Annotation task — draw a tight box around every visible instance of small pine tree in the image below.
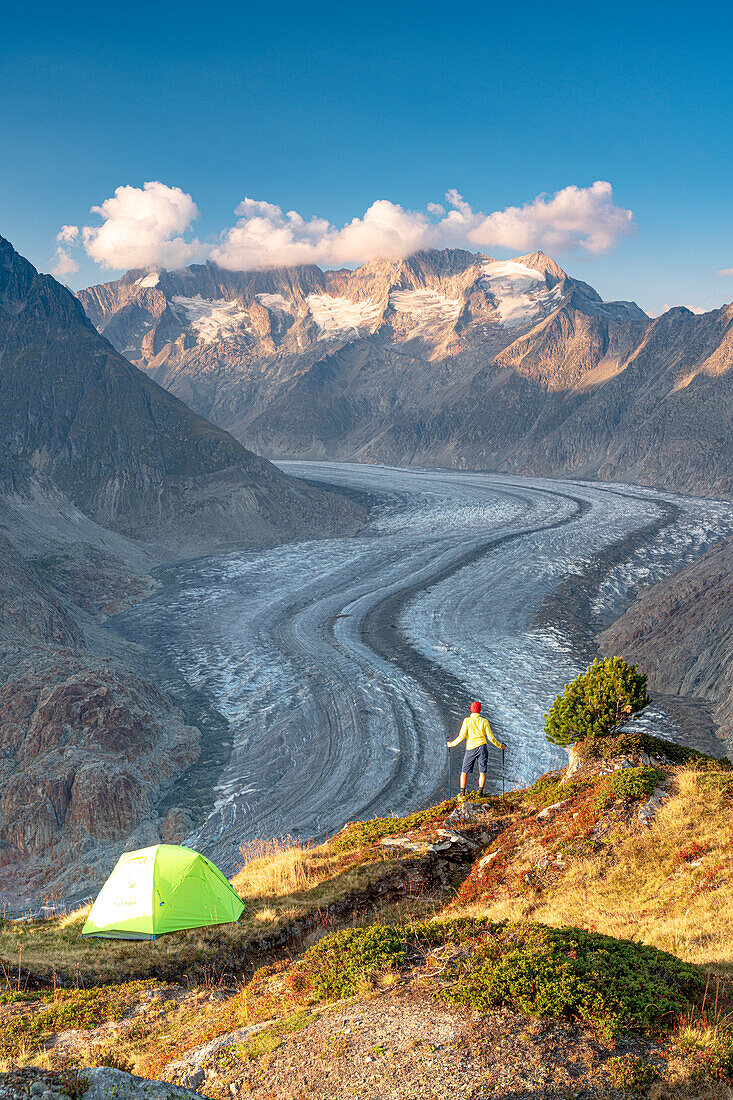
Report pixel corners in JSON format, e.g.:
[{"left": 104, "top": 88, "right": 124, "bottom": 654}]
[{"left": 544, "top": 656, "right": 651, "bottom": 749}]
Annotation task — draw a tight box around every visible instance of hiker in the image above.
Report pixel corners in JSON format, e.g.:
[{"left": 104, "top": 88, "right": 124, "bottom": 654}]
[{"left": 447, "top": 701, "right": 505, "bottom": 797}]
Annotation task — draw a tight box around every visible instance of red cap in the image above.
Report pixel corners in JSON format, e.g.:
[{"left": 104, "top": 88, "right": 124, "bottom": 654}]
[{"left": 470, "top": 701, "right": 481, "bottom": 713}]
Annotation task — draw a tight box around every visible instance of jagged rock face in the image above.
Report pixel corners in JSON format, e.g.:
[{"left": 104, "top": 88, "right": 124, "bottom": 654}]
[
  {"left": 0, "top": 533, "right": 82, "bottom": 650},
  {"left": 0, "top": 657, "right": 199, "bottom": 896},
  {"left": 600, "top": 537, "right": 733, "bottom": 747},
  {"left": 0, "top": 236, "right": 362, "bottom": 551},
  {"left": 517, "top": 303, "right": 733, "bottom": 497},
  {"left": 80, "top": 248, "right": 733, "bottom": 497}
]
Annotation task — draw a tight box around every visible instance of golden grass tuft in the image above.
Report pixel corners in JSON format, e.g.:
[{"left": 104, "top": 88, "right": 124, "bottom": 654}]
[
  {"left": 232, "top": 836, "right": 344, "bottom": 900},
  {"left": 54, "top": 905, "right": 90, "bottom": 930}
]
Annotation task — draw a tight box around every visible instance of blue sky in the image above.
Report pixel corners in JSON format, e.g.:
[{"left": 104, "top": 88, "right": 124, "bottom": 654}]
[{"left": 2, "top": 0, "right": 731, "bottom": 314}]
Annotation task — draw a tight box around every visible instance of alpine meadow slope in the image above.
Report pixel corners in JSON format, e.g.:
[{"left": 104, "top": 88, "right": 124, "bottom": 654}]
[{"left": 79, "top": 249, "right": 733, "bottom": 497}]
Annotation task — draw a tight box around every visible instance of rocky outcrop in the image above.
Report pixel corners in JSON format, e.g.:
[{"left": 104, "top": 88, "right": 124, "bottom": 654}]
[
  {"left": 0, "top": 1067, "right": 203, "bottom": 1100},
  {"left": 0, "top": 656, "right": 200, "bottom": 898},
  {"left": 600, "top": 536, "right": 733, "bottom": 747},
  {"left": 79, "top": 247, "right": 733, "bottom": 498}
]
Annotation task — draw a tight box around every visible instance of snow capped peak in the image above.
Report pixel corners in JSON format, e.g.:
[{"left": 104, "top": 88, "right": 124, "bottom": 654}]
[
  {"left": 306, "top": 294, "right": 383, "bottom": 340},
  {"left": 389, "top": 288, "right": 462, "bottom": 336},
  {"left": 481, "top": 259, "right": 563, "bottom": 329},
  {"left": 482, "top": 260, "right": 546, "bottom": 283},
  {"left": 256, "top": 292, "right": 294, "bottom": 314},
  {"left": 135, "top": 272, "right": 160, "bottom": 288}
]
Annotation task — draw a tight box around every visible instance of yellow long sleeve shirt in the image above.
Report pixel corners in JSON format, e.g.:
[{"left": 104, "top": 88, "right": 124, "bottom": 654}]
[{"left": 448, "top": 713, "right": 502, "bottom": 750}]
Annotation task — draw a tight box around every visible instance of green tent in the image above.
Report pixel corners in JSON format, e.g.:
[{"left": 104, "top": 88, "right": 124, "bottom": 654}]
[{"left": 81, "top": 844, "right": 244, "bottom": 939}]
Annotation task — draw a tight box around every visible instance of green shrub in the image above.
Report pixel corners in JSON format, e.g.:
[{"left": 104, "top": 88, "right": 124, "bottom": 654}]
[
  {"left": 606, "top": 1053, "right": 663, "bottom": 1090},
  {"left": 526, "top": 773, "right": 591, "bottom": 809},
  {"left": 544, "top": 657, "right": 650, "bottom": 749},
  {"left": 575, "top": 729, "right": 730, "bottom": 769},
  {"left": 331, "top": 801, "right": 458, "bottom": 853},
  {"left": 0, "top": 981, "right": 158, "bottom": 1057},
  {"left": 0, "top": 990, "right": 42, "bottom": 1005},
  {"left": 288, "top": 919, "right": 703, "bottom": 1040},
  {"left": 290, "top": 925, "right": 408, "bottom": 1001},
  {"left": 441, "top": 924, "right": 703, "bottom": 1038},
  {"left": 594, "top": 767, "right": 664, "bottom": 813}
]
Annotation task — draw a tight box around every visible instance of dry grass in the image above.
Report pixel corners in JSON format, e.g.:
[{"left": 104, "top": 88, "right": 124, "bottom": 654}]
[
  {"left": 4, "top": 761, "right": 733, "bottom": 1092},
  {"left": 456, "top": 768, "right": 733, "bottom": 968},
  {"left": 232, "top": 836, "right": 343, "bottom": 901}
]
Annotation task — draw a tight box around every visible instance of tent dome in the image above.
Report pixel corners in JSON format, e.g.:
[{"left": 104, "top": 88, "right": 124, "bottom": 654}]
[{"left": 81, "top": 844, "right": 244, "bottom": 940}]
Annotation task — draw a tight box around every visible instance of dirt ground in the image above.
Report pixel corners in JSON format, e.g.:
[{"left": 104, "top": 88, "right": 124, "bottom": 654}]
[{"left": 202, "top": 988, "right": 658, "bottom": 1100}]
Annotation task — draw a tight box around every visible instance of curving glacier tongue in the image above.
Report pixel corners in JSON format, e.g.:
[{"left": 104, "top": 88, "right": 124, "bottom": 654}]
[{"left": 109, "top": 465, "right": 733, "bottom": 871}]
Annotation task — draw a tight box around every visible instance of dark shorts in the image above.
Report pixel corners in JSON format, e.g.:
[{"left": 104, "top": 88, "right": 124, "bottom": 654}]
[{"left": 462, "top": 744, "right": 489, "bottom": 775}]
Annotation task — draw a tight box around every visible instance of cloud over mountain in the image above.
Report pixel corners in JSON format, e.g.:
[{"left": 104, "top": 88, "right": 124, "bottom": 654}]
[
  {"left": 52, "top": 225, "right": 81, "bottom": 278},
  {"left": 80, "top": 182, "right": 206, "bottom": 270},
  {"left": 59, "top": 180, "right": 636, "bottom": 275}
]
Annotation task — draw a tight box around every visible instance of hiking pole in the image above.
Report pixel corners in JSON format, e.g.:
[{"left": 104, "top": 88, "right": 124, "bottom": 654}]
[
  {"left": 447, "top": 746, "right": 452, "bottom": 800},
  {"left": 501, "top": 746, "right": 505, "bottom": 799}
]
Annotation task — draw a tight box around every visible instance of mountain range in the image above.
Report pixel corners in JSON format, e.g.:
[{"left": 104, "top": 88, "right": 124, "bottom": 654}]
[
  {"left": 2, "top": 230, "right": 732, "bottom": 901},
  {"left": 79, "top": 249, "right": 733, "bottom": 498}
]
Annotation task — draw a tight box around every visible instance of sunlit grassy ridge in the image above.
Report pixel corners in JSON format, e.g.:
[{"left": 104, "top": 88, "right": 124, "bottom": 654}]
[
  {"left": 1, "top": 737, "right": 733, "bottom": 1095},
  {"left": 453, "top": 766, "right": 733, "bottom": 969},
  {"left": 0, "top": 840, "right": 412, "bottom": 986}
]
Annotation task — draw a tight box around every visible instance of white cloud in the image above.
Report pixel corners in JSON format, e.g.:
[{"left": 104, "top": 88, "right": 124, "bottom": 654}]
[
  {"left": 212, "top": 182, "right": 635, "bottom": 270},
  {"left": 465, "top": 181, "right": 636, "bottom": 256},
  {"left": 51, "top": 246, "right": 79, "bottom": 278},
  {"left": 57, "top": 180, "right": 635, "bottom": 277},
  {"left": 719, "top": 267, "right": 733, "bottom": 277},
  {"left": 79, "top": 182, "right": 204, "bottom": 270},
  {"left": 210, "top": 197, "right": 434, "bottom": 269},
  {"left": 57, "top": 225, "right": 79, "bottom": 244}
]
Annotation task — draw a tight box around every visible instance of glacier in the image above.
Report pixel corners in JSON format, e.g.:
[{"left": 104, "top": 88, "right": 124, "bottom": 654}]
[{"left": 109, "top": 465, "right": 733, "bottom": 871}]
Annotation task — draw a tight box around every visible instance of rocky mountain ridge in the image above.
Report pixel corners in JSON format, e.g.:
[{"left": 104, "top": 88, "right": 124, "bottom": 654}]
[
  {"left": 0, "top": 472, "right": 200, "bottom": 903},
  {"left": 79, "top": 248, "right": 733, "bottom": 497},
  {"left": 1, "top": 236, "right": 362, "bottom": 552}
]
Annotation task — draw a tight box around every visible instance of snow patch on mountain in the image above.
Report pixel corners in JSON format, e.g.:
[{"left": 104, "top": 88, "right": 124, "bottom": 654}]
[
  {"left": 306, "top": 294, "right": 383, "bottom": 339},
  {"left": 171, "top": 295, "right": 250, "bottom": 343},
  {"left": 135, "top": 273, "right": 160, "bottom": 288},
  {"left": 256, "top": 293, "right": 293, "bottom": 314},
  {"left": 481, "top": 260, "right": 563, "bottom": 329},
  {"left": 389, "top": 288, "right": 462, "bottom": 336}
]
